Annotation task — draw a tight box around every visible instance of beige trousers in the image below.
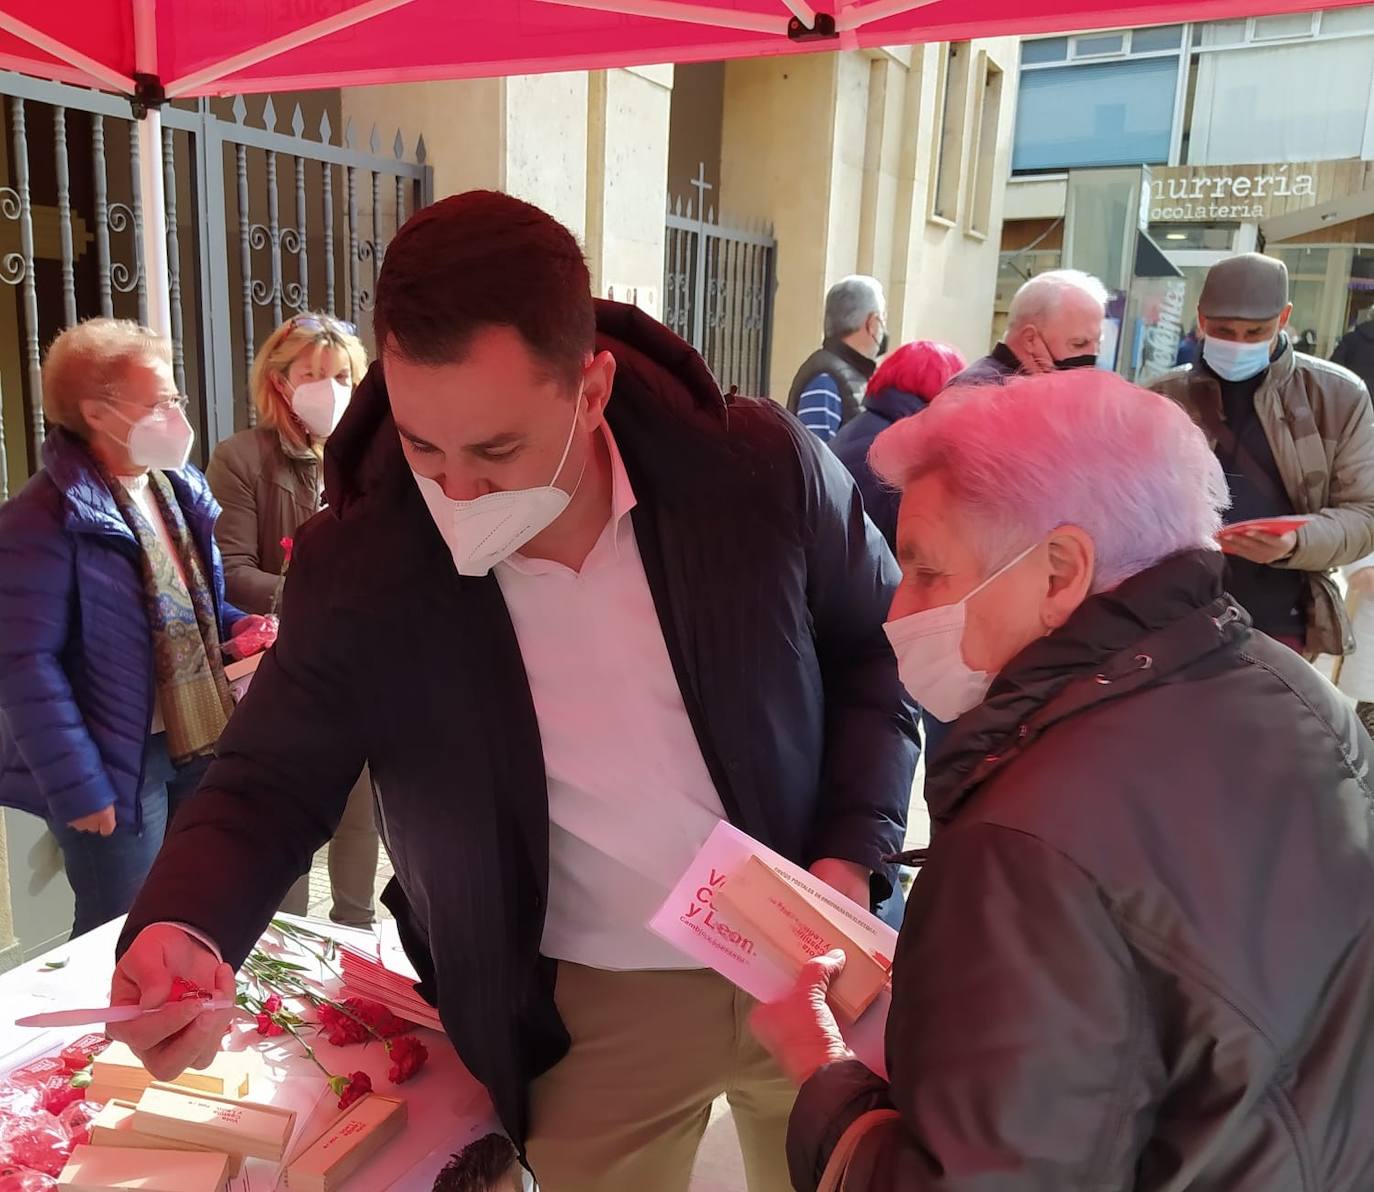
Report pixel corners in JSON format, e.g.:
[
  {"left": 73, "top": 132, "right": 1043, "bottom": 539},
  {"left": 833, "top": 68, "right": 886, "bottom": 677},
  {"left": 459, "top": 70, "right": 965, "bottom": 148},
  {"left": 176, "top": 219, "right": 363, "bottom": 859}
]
[
  {"left": 281, "top": 767, "right": 380, "bottom": 927},
  {"left": 526, "top": 964, "right": 797, "bottom": 1192}
]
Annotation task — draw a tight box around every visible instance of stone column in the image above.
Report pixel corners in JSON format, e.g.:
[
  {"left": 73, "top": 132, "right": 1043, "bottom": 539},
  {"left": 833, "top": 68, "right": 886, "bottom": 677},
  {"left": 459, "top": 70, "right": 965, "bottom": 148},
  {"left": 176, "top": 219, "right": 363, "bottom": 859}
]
[{"left": 584, "top": 66, "right": 674, "bottom": 322}]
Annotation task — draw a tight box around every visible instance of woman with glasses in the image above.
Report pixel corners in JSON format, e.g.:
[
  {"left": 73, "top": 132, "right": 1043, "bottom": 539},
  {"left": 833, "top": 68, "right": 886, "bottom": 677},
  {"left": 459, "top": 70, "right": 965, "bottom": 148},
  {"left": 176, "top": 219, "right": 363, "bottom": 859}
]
[
  {"left": 207, "top": 311, "right": 381, "bottom": 927},
  {"left": 0, "top": 318, "right": 271, "bottom": 936}
]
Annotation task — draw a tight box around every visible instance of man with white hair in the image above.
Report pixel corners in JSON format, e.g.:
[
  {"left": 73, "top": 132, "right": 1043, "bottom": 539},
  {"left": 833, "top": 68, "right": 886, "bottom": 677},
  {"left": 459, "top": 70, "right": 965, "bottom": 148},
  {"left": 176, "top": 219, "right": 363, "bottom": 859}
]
[
  {"left": 786, "top": 275, "right": 887, "bottom": 441},
  {"left": 753, "top": 370, "right": 1374, "bottom": 1190},
  {"left": 946, "top": 268, "right": 1107, "bottom": 388}
]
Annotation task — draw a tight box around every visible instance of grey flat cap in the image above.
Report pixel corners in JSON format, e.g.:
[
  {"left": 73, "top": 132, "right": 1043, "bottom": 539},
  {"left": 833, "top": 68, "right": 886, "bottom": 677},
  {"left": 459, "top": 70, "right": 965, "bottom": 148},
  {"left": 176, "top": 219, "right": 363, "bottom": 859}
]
[{"left": 1198, "top": 253, "right": 1289, "bottom": 320}]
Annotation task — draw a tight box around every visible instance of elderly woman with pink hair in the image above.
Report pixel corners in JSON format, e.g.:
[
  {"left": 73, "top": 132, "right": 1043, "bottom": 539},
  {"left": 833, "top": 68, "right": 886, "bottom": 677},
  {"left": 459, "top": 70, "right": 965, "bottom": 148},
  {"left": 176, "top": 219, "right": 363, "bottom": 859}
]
[{"left": 753, "top": 371, "right": 1374, "bottom": 1190}]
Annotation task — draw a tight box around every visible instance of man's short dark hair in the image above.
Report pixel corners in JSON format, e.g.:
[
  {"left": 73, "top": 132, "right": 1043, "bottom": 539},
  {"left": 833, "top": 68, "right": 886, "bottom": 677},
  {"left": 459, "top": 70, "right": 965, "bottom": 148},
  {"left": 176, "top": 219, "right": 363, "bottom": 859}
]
[{"left": 373, "top": 190, "right": 595, "bottom": 384}]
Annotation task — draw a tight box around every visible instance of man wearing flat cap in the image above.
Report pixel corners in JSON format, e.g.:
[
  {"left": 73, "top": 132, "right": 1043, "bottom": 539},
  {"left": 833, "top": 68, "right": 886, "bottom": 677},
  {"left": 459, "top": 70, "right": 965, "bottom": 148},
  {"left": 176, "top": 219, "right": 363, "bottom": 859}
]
[{"left": 1151, "top": 252, "right": 1374, "bottom": 657}]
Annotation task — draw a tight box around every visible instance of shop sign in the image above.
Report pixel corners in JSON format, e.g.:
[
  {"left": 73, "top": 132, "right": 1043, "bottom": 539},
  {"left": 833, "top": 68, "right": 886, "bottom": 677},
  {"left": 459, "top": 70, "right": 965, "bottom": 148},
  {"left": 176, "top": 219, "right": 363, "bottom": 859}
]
[{"left": 1148, "top": 162, "right": 1320, "bottom": 222}]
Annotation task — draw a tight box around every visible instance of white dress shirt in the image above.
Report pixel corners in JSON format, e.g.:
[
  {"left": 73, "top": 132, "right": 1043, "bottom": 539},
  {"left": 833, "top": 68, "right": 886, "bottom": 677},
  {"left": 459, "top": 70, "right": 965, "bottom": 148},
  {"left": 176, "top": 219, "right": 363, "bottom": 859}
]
[{"left": 496, "top": 427, "right": 726, "bottom": 970}]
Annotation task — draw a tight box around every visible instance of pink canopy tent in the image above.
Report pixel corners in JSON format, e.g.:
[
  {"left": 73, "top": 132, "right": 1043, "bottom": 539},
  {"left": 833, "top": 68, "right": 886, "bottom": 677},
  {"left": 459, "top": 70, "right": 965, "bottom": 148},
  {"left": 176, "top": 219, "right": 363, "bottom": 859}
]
[{"left": 0, "top": 0, "right": 1357, "bottom": 332}]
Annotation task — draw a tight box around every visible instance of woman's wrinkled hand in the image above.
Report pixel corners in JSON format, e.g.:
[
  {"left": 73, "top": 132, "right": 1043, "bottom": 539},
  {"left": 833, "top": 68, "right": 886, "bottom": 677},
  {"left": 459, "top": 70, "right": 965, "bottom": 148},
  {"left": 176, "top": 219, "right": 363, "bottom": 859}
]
[
  {"left": 68, "top": 805, "right": 117, "bottom": 835},
  {"left": 750, "top": 949, "right": 858, "bottom": 1086}
]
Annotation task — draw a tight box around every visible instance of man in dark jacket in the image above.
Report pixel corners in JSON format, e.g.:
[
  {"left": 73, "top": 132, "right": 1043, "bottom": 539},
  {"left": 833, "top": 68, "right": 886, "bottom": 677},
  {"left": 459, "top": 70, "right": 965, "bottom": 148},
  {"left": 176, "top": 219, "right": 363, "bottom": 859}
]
[
  {"left": 754, "top": 371, "right": 1374, "bottom": 1191},
  {"left": 108, "top": 192, "right": 918, "bottom": 1191},
  {"left": 1150, "top": 253, "right": 1374, "bottom": 658},
  {"left": 786, "top": 275, "right": 887, "bottom": 442},
  {"left": 1333, "top": 309, "right": 1374, "bottom": 395},
  {"left": 945, "top": 268, "right": 1107, "bottom": 389}
]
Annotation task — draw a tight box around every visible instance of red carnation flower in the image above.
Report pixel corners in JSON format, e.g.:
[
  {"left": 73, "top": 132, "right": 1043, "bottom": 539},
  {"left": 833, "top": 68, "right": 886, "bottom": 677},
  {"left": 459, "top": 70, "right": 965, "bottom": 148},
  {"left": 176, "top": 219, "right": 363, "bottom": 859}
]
[
  {"left": 280, "top": 537, "right": 295, "bottom": 566},
  {"left": 255, "top": 1013, "right": 285, "bottom": 1038},
  {"left": 330, "top": 1070, "right": 372, "bottom": 1110},
  {"left": 317, "top": 1003, "right": 368, "bottom": 1047},
  {"left": 346, "top": 997, "right": 409, "bottom": 1039},
  {"left": 263, "top": 994, "right": 283, "bottom": 1014},
  {"left": 386, "top": 1035, "right": 428, "bottom": 1084}
]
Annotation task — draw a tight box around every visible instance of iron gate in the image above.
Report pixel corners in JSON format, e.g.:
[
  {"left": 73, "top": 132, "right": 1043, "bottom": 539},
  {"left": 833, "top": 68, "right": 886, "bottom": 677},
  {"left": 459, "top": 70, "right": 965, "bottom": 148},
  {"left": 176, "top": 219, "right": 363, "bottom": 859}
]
[
  {"left": 663, "top": 178, "right": 776, "bottom": 399},
  {"left": 0, "top": 71, "right": 432, "bottom": 499}
]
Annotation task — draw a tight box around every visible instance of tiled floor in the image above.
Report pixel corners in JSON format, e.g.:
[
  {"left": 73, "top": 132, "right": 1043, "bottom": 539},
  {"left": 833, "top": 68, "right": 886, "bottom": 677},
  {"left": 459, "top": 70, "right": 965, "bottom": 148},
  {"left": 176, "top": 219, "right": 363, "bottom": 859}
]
[{"left": 306, "top": 764, "right": 930, "bottom": 1192}]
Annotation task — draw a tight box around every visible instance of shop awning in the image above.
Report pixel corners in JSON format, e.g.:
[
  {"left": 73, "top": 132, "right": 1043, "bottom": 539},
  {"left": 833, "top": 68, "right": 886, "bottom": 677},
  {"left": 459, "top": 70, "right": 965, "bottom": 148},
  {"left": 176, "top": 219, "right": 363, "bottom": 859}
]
[
  {"left": 1134, "top": 230, "right": 1184, "bottom": 280},
  {"left": 0, "top": 1, "right": 1365, "bottom": 99}
]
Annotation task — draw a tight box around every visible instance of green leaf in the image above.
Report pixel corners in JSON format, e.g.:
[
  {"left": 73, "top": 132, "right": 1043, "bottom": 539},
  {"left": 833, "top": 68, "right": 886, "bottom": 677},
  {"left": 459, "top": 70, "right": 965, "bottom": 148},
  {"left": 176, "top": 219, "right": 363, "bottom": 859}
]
[
  {"left": 70, "top": 1070, "right": 92, "bottom": 1089},
  {"left": 41, "top": 959, "right": 68, "bottom": 971}
]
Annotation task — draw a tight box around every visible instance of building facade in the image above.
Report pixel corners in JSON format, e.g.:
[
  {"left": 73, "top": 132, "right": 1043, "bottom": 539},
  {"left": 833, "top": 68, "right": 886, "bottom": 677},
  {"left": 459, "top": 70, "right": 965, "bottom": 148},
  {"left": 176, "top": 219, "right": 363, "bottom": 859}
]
[{"left": 1001, "top": 5, "right": 1374, "bottom": 377}]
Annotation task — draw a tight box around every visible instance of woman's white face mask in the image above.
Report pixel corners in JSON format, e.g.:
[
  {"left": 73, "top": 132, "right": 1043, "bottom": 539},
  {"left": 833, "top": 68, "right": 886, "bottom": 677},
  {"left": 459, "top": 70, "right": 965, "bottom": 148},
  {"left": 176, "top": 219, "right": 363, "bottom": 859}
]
[
  {"left": 103, "top": 401, "right": 195, "bottom": 472},
  {"left": 883, "top": 544, "right": 1038, "bottom": 722},
  {"left": 290, "top": 377, "right": 352, "bottom": 438}
]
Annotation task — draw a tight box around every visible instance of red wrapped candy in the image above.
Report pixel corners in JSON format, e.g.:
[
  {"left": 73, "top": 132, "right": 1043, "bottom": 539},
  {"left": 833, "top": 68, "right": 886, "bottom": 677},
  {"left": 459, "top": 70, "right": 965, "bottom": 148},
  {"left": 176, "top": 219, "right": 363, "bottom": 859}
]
[
  {"left": 56, "top": 1102, "right": 101, "bottom": 1149},
  {"left": 0, "top": 1168, "right": 59, "bottom": 1191},
  {"left": 57, "top": 1036, "right": 109, "bottom": 1075}
]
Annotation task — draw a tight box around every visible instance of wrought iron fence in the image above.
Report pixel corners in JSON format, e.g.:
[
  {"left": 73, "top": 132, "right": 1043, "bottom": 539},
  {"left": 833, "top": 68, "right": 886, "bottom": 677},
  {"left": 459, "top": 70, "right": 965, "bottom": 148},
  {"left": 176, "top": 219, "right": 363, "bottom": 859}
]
[
  {"left": 664, "top": 189, "right": 776, "bottom": 399},
  {"left": 0, "top": 72, "right": 432, "bottom": 499}
]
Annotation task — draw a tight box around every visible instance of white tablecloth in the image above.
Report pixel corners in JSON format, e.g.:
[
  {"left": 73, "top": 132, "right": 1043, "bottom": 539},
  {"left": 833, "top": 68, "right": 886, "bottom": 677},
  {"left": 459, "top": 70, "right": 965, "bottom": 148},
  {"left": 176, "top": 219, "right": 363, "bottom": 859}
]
[{"left": 0, "top": 916, "right": 509, "bottom": 1190}]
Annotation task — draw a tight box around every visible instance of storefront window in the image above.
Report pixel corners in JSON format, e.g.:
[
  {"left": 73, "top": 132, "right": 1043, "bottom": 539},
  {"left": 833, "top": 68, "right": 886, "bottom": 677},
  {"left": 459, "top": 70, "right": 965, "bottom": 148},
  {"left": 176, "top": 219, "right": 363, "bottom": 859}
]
[
  {"left": 1262, "top": 245, "right": 1374, "bottom": 358},
  {"left": 1150, "top": 222, "right": 1237, "bottom": 250}
]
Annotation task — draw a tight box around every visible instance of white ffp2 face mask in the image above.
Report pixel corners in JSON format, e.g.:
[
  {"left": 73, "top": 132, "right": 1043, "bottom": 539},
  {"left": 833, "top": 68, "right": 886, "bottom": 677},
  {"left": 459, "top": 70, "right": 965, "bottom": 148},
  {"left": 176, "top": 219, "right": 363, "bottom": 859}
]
[
  {"left": 883, "top": 544, "right": 1038, "bottom": 723},
  {"left": 411, "top": 402, "right": 584, "bottom": 577},
  {"left": 106, "top": 403, "right": 195, "bottom": 472},
  {"left": 291, "top": 377, "right": 351, "bottom": 438}
]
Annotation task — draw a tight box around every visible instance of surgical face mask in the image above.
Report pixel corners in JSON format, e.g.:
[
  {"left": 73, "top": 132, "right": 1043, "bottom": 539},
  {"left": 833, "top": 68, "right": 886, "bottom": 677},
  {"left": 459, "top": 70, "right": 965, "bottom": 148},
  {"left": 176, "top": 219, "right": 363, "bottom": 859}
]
[
  {"left": 1035, "top": 328, "right": 1098, "bottom": 371},
  {"left": 883, "top": 544, "right": 1038, "bottom": 723},
  {"left": 411, "top": 400, "right": 585, "bottom": 577},
  {"left": 1054, "top": 353, "right": 1098, "bottom": 371},
  {"left": 290, "top": 377, "right": 351, "bottom": 438},
  {"left": 1203, "top": 336, "right": 1273, "bottom": 383},
  {"left": 104, "top": 401, "right": 195, "bottom": 472}
]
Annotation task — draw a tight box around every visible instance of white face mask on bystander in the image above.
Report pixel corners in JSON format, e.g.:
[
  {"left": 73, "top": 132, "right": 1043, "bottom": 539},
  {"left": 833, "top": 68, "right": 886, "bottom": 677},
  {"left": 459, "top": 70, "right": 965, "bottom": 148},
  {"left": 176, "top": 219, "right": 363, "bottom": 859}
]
[
  {"left": 104, "top": 401, "right": 195, "bottom": 472},
  {"left": 290, "top": 377, "right": 352, "bottom": 438},
  {"left": 882, "top": 544, "right": 1038, "bottom": 722}
]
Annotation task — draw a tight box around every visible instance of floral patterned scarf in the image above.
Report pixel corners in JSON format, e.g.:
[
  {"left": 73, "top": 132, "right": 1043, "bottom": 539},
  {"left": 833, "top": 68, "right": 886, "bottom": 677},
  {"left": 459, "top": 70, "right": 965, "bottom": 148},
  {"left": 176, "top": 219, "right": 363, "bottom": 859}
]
[{"left": 103, "top": 466, "right": 234, "bottom": 763}]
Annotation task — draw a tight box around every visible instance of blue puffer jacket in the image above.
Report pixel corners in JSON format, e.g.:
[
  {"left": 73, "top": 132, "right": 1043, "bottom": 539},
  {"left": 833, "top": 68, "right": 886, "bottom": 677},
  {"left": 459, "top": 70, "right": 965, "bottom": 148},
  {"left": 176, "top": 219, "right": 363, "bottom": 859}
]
[
  {"left": 829, "top": 385, "right": 929, "bottom": 553},
  {"left": 0, "top": 429, "right": 244, "bottom": 829}
]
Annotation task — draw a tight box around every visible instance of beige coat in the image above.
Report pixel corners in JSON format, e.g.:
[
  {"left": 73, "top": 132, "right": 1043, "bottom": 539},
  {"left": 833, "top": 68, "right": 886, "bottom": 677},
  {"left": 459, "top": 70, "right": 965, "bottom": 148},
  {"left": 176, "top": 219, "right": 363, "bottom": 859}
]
[
  {"left": 1150, "top": 342, "right": 1374, "bottom": 657},
  {"left": 206, "top": 427, "right": 322, "bottom": 615}
]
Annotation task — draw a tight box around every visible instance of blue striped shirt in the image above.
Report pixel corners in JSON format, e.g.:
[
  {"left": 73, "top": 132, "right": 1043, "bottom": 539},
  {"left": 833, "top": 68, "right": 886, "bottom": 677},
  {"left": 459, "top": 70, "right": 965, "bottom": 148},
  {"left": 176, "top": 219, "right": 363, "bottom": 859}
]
[{"left": 796, "top": 373, "right": 844, "bottom": 443}]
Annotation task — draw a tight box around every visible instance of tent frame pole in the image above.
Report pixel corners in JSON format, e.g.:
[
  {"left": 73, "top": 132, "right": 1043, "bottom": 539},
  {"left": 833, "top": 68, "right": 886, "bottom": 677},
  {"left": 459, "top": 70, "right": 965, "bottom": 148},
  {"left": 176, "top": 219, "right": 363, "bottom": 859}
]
[
  {"left": 532, "top": 0, "right": 789, "bottom": 36},
  {"left": 133, "top": 0, "right": 171, "bottom": 338},
  {"left": 165, "top": 0, "right": 421, "bottom": 97},
  {"left": 834, "top": 0, "right": 942, "bottom": 33},
  {"left": 0, "top": 11, "right": 135, "bottom": 92}
]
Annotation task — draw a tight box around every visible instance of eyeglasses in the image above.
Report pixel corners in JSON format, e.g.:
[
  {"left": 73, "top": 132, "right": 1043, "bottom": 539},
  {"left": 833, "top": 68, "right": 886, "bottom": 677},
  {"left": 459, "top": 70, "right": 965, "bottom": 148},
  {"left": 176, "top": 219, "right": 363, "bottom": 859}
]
[
  {"left": 111, "top": 394, "right": 189, "bottom": 415},
  {"left": 291, "top": 314, "right": 357, "bottom": 337}
]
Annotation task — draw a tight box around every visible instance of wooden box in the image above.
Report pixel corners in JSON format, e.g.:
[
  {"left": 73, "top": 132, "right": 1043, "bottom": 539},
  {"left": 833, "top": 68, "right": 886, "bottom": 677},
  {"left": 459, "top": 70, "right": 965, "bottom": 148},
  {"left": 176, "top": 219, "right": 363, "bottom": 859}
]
[
  {"left": 89, "top": 1100, "right": 243, "bottom": 1176},
  {"left": 132, "top": 1081, "right": 297, "bottom": 1163},
  {"left": 89, "top": 1041, "right": 251, "bottom": 1103},
  {"left": 285, "top": 1094, "right": 407, "bottom": 1191},
  {"left": 57, "top": 1143, "right": 230, "bottom": 1191},
  {"left": 713, "top": 856, "right": 891, "bottom": 1021}
]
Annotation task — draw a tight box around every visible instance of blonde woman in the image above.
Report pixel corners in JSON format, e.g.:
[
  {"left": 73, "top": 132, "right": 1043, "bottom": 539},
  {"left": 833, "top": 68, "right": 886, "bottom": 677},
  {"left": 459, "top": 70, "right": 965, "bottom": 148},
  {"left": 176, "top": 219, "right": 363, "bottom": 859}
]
[
  {"left": 207, "top": 312, "right": 380, "bottom": 926},
  {"left": 208, "top": 313, "right": 367, "bottom": 611}
]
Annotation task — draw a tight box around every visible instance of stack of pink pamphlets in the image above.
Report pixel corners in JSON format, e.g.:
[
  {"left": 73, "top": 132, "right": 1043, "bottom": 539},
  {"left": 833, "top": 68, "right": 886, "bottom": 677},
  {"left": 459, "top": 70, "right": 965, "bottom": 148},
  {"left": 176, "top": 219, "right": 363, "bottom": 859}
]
[{"left": 338, "top": 924, "right": 444, "bottom": 1034}]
